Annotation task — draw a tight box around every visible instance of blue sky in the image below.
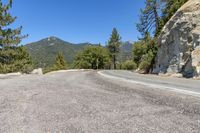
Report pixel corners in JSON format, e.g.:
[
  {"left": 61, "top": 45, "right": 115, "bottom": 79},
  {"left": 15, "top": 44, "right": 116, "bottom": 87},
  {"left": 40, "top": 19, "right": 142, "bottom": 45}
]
[{"left": 9, "top": 0, "right": 145, "bottom": 45}]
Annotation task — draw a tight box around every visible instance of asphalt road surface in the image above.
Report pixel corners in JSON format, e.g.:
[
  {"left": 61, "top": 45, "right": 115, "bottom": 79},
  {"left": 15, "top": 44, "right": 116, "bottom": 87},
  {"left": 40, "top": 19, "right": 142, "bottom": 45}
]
[
  {"left": 99, "top": 70, "right": 200, "bottom": 96},
  {"left": 0, "top": 70, "right": 200, "bottom": 133}
]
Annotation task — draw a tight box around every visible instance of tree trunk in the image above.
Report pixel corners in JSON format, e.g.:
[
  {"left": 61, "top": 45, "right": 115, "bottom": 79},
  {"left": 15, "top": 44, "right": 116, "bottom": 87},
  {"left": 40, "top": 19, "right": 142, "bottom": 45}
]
[
  {"left": 113, "top": 55, "right": 116, "bottom": 69},
  {"left": 153, "top": 4, "right": 160, "bottom": 33}
]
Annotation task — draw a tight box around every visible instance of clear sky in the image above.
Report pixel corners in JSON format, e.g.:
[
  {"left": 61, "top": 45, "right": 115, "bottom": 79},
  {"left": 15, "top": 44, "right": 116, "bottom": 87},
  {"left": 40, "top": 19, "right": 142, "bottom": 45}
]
[{"left": 9, "top": 0, "right": 145, "bottom": 45}]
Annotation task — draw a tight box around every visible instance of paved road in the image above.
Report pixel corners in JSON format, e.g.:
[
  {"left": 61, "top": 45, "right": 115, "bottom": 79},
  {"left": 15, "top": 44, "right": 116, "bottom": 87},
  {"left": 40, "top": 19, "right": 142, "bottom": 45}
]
[
  {"left": 0, "top": 70, "right": 200, "bottom": 133},
  {"left": 99, "top": 70, "right": 200, "bottom": 96}
]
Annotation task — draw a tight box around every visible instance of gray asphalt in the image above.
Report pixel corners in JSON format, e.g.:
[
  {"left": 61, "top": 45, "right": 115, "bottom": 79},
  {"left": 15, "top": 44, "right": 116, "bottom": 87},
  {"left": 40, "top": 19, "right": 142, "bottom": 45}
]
[
  {"left": 0, "top": 70, "right": 200, "bottom": 133},
  {"left": 100, "top": 70, "right": 200, "bottom": 95}
]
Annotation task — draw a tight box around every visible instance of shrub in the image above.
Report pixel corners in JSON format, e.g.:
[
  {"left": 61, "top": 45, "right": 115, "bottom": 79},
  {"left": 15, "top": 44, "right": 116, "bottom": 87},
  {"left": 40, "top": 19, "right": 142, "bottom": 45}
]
[
  {"left": 0, "top": 46, "right": 33, "bottom": 74},
  {"left": 138, "top": 50, "right": 154, "bottom": 73},
  {"left": 132, "top": 41, "right": 148, "bottom": 65},
  {"left": 42, "top": 52, "right": 68, "bottom": 74},
  {"left": 73, "top": 46, "right": 111, "bottom": 69},
  {"left": 54, "top": 52, "right": 67, "bottom": 70},
  {"left": 121, "top": 60, "right": 137, "bottom": 70}
]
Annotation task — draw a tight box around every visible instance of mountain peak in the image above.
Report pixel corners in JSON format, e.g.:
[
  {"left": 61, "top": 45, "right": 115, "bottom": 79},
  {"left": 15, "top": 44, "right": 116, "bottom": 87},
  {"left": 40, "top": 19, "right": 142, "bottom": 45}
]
[{"left": 46, "top": 36, "right": 61, "bottom": 41}]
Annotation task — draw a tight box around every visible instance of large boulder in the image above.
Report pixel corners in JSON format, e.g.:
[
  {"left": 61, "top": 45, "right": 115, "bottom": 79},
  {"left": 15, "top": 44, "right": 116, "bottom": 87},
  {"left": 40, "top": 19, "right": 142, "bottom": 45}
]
[
  {"left": 192, "top": 46, "right": 200, "bottom": 77},
  {"left": 153, "top": 0, "right": 200, "bottom": 78},
  {"left": 31, "top": 68, "right": 43, "bottom": 75}
]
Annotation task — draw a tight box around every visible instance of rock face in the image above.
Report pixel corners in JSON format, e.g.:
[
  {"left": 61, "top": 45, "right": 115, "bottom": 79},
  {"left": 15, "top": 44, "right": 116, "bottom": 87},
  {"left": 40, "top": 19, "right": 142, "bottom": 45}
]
[
  {"left": 153, "top": 0, "right": 200, "bottom": 78},
  {"left": 192, "top": 46, "right": 200, "bottom": 77},
  {"left": 31, "top": 68, "right": 43, "bottom": 75}
]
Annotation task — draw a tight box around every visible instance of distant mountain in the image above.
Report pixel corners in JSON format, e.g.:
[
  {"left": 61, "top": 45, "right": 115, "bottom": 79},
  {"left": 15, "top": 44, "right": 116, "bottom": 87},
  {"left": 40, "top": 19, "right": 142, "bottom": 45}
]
[
  {"left": 25, "top": 36, "right": 96, "bottom": 68},
  {"left": 25, "top": 36, "right": 133, "bottom": 68},
  {"left": 118, "top": 41, "right": 134, "bottom": 62}
]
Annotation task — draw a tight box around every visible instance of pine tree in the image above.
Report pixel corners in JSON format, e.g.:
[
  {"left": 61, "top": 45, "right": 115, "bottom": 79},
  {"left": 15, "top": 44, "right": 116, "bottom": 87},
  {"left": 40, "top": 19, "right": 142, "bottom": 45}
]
[
  {"left": 54, "top": 52, "right": 67, "bottom": 70},
  {"left": 107, "top": 28, "right": 121, "bottom": 69},
  {"left": 137, "top": 0, "right": 162, "bottom": 37},
  {"left": 0, "top": 0, "right": 32, "bottom": 74},
  {"left": 0, "top": 0, "right": 27, "bottom": 48},
  {"left": 0, "top": 46, "right": 33, "bottom": 73},
  {"left": 161, "top": 0, "right": 188, "bottom": 26}
]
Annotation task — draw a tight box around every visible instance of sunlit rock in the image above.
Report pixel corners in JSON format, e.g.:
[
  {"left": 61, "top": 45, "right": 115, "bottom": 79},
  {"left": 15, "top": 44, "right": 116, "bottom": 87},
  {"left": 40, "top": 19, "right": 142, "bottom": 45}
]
[{"left": 153, "top": 0, "right": 200, "bottom": 78}]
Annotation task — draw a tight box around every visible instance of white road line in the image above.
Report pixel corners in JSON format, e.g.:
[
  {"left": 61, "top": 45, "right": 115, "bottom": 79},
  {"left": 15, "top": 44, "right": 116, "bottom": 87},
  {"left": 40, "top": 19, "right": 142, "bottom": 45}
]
[
  {"left": 46, "top": 69, "right": 86, "bottom": 74},
  {"left": 98, "top": 71, "right": 200, "bottom": 97}
]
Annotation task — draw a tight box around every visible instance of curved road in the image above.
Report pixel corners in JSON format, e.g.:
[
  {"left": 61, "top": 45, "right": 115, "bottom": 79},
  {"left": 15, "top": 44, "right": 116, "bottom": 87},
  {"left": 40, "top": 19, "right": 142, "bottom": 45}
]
[
  {"left": 0, "top": 70, "right": 200, "bottom": 133},
  {"left": 100, "top": 70, "right": 200, "bottom": 96}
]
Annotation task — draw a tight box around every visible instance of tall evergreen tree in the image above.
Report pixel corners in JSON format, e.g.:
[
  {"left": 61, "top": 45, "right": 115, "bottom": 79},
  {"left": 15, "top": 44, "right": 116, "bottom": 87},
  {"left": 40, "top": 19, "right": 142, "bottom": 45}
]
[
  {"left": 54, "top": 52, "right": 67, "bottom": 70},
  {"left": 107, "top": 28, "right": 121, "bottom": 69},
  {"left": 0, "top": 0, "right": 32, "bottom": 74},
  {"left": 161, "top": 0, "right": 188, "bottom": 26},
  {"left": 0, "top": 0, "right": 26, "bottom": 48},
  {"left": 137, "top": 0, "right": 162, "bottom": 37}
]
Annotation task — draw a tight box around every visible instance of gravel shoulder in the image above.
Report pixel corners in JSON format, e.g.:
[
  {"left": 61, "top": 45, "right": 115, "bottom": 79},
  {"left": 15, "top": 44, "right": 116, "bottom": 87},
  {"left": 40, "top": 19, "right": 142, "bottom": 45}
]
[{"left": 0, "top": 70, "right": 200, "bottom": 133}]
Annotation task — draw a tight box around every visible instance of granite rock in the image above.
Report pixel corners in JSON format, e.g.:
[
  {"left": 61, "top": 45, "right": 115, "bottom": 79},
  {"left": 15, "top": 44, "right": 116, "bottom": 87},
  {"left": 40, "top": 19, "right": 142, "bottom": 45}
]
[{"left": 153, "top": 0, "right": 200, "bottom": 78}]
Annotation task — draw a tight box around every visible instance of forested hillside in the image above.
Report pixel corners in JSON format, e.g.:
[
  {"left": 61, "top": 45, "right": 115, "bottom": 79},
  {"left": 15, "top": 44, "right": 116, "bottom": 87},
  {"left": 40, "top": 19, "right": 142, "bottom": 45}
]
[
  {"left": 25, "top": 37, "right": 96, "bottom": 68},
  {"left": 25, "top": 36, "right": 133, "bottom": 69}
]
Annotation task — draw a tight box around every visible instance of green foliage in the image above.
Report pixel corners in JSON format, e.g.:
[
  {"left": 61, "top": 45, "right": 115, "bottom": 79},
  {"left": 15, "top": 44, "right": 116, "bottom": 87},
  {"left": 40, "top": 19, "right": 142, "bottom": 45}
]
[
  {"left": 138, "top": 50, "right": 154, "bottom": 73},
  {"left": 137, "top": 0, "right": 188, "bottom": 37},
  {"left": 54, "top": 52, "right": 67, "bottom": 70},
  {"left": 42, "top": 66, "right": 58, "bottom": 74},
  {"left": 162, "top": 0, "right": 188, "bottom": 26},
  {"left": 121, "top": 60, "right": 137, "bottom": 70},
  {"left": 42, "top": 52, "right": 68, "bottom": 74},
  {"left": 134, "top": 0, "right": 187, "bottom": 74},
  {"left": 107, "top": 28, "right": 121, "bottom": 69},
  {"left": 0, "top": 46, "right": 33, "bottom": 73},
  {"left": 132, "top": 35, "right": 157, "bottom": 73},
  {"left": 136, "top": 0, "right": 163, "bottom": 73},
  {"left": 26, "top": 37, "right": 133, "bottom": 69},
  {"left": 25, "top": 37, "right": 97, "bottom": 68},
  {"left": 73, "top": 46, "right": 111, "bottom": 69},
  {"left": 137, "top": 0, "right": 162, "bottom": 37},
  {"left": 0, "top": 0, "right": 27, "bottom": 47},
  {"left": 132, "top": 41, "right": 148, "bottom": 65},
  {"left": 0, "top": 0, "right": 31, "bottom": 74}
]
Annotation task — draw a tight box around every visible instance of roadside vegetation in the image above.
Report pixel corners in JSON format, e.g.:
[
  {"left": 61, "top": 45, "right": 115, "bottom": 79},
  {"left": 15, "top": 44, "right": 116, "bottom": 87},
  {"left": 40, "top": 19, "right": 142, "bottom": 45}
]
[
  {"left": 43, "top": 52, "right": 68, "bottom": 74},
  {"left": 73, "top": 45, "right": 111, "bottom": 69},
  {"left": 120, "top": 60, "right": 137, "bottom": 70},
  {"left": 0, "top": 0, "right": 189, "bottom": 74},
  {"left": 133, "top": 0, "right": 189, "bottom": 73}
]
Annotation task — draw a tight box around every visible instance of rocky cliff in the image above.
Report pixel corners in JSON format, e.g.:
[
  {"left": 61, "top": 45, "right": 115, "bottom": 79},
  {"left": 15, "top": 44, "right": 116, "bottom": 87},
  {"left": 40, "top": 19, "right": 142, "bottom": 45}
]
[{"left": 153, "top": 0, "right": 200, "bottom": 78}]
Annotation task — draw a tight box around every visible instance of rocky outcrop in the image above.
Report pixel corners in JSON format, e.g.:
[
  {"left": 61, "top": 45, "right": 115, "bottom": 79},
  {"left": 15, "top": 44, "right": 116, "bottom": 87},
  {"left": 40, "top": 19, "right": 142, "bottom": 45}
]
[
  {"left": 192, "top": 46, "right": 200, "bottom": 77},
  {"left": 153, "top": 0, "right": 200, "bottom": 78},
  {"left": 31, "top": 68, "right": 43, "bottom": 75}
]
